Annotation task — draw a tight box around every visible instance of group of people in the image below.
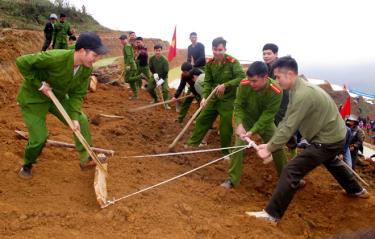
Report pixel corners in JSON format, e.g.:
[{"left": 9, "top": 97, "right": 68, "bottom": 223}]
[
  {"left": 15, "top": 20, "right": 371, "bottom": 225},
  {"left": 42, "top": 13, "right": 76, "bottom": 51},
  {"left": 118, "top": 32, "right": 370, "bottom": 223}
]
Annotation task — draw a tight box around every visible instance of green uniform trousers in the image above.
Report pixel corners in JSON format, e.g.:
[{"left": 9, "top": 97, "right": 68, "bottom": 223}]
[
  {"left": 177, "top": 92, "right": 201, "bottom": 123},
  {"left": 228, "top": 124, "right": 288, "bottom": 185},
  {"left": 187, "top": 98, "right": 234, "bottom": 155},
  {"left": 124, "top": 68, "right": 142, "bottom": 97},
  {"left": 146, "top": 78, "right": 169, "bottom": 102},
  {"left": 137, "top": 65, "right": 150, "bottom": 89},
  {"left": 20, "top": 100, "right": 92, "bottom": 165}
]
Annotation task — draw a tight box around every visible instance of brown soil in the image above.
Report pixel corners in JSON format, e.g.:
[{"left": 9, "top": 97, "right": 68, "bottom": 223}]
[
  {"left": 0, "top": 80, "right": 374, "bottom": 239},
  {"left": 0, "top": 28, "right": 374, "bottom": 239}
]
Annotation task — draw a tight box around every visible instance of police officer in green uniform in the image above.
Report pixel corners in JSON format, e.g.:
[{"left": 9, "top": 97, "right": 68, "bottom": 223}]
[
  {"left": 220, "top": 61, "right": 288, "bottom": 188},
  {"left": 186, "top": 37, "right": 246, "bottom": 155},
  {"left": 53, "top": 13, "right": 73, "bottom": 49},
  {"left": 248, "top": 56, "right": 369, "bottom": 223},
  {"left": 148, "top": 44, "right": 170, "bottom": 108},
  {"left": 119, "top": 34, "right": 143, "bottom": 99},
  {"left": 17, "top": 32, "right": 108, "bottom": 179}
]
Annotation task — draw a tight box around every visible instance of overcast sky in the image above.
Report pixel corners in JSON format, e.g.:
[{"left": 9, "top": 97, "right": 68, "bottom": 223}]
[{"left": 68, "top": 0, "right": 375, "bottom": 93}]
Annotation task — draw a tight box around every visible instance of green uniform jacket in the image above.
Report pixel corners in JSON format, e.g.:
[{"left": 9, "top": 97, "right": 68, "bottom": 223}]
[
  {"left": 53, "top": 21, "right": 72, "bottom": 49},
  {"left": 234, "top": 78, "right": 282, "bottom": 134},
  {"left": 203, "top": 54, "right": 245, "bottom": 100},
  {"left": 149, "top": 55, "right": 169, "bottom": 80},
  {"left": 123, "top": 44, "right": 136, "bottom": 69},
  {"left": 16, "top": 49, "right": 92, "bottom": 120},
  {"left": 268, "top": 77, "right": 347, "bottom": 152}
]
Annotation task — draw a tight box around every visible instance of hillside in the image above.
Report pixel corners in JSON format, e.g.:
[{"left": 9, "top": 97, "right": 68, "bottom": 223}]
[{"left": 0, "top": 0, "right": 108, "bottom": 32}]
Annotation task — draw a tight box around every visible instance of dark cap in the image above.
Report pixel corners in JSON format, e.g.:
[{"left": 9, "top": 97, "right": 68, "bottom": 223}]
[
  {"left": 119, "top": 34, "right": 127, "bottom": 40},
  {"left": 60, "top": 13, "right": 66, "bottom": 18},
  {"left": 76, "top": 32, "right": 108, "bottom": 55}
]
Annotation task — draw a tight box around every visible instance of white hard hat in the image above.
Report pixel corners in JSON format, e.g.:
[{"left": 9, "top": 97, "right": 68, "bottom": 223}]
[{"left": 50, "top": 13, "right": 57, "bottom": 19}]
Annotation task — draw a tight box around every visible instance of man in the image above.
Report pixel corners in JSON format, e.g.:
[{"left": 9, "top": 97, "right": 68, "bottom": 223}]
[
  {"left": 119, "top": 34, "right": 143, "bottom": 99},
  {"left": 186, "top": 37, "right": 246, "bottom": 156},
  {"left": 263, "top": 43, "right": 297, "bottom": 156},
  {"left": 53, "top": 13, "right": 73, "bottom": 49},
  {"left": 346, "top": 115, "right": 365, "bottom": 170},
  {"left": 68, "top": 35, "right": 77, "bottom": 50},
  {"left": 148, "top": 44, "right": 170, "bottom": 108},
  {"left": 135, "top": 36, "right": 150, "bottom": 88},
  {"left": 16, "top": 32, "right": 108, "bottom": 179},
  {"left": 42, "top": 13, "right": 57, "bottom": 51},
  {"left": 248, "top": 56, "right": 369, "bottom": 223},
  {"left": 171, "top": 63, "right": 202, "bottom": 122},
  {"left": 221, "top": 61, "right": 288, "bottom": 189},
  {"left": 187, "top": 32, "right": 206, "bottom": 69}
]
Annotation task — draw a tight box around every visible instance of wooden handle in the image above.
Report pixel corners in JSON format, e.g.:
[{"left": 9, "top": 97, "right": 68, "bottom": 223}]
[
  {"left": 129, "top": 95, "right": 192, "bottom": 112},
  {"left": 168, "top": 86, "right": 218, "bottom": 150},
  {"left": 46, "top": 89, "right": 108, "bottom": 175}
]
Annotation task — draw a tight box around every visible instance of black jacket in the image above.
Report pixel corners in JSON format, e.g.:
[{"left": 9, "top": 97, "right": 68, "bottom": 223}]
[{"left": 44, "top": 22, "right": 54, "bottom": 40}]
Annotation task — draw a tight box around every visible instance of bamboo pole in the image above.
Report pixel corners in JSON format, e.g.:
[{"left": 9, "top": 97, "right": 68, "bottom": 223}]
[
  {"left": 168, "top": 86, "right": 218, "bottom": 150},
  {"left": 128, "top": 95, "right": 192, "bottom": 112},
  {"left": 46, "top": 89, "right": 107, "bottom": 175}
]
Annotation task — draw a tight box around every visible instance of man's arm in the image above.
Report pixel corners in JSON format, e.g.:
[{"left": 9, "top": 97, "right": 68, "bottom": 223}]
[
  {"left": 187, "top": 46, "right": 192, "bottom": 63},
  {"left": 267, "top": 92, "right": 313, "bottom": 152},
  {"left": 194, "top": 43, "right": 206, "bottom": 67},
  {"left": 250, "top": 91, "right": 282, "bottom": 134},
  {"left": 233, "top": 85, "right": 247, "bottom": 125},
  {"left": 174, "top": 77, "right": 187, "bottom": 98},
  {"left": 202, "top": 64, "right": 213, "bottom": 98},
  {"left": 223, "top": 60, "right": 246, "bottom": 88},
  {"left": 149, "top": 57, "right": 155, "bottom": 74},
  {"left": 66, "top": 70, "right": 91, "bottom": 120},
  {"left": 16, "top": 52, "right": 54, "bottom": 89},
  {"left": 162, "top": 57, "right": 169, "bottom": 80}
]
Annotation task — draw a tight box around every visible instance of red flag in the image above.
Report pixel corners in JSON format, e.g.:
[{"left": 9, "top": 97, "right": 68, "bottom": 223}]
[
  {"left": 168, "top": 26, "right": 177, "bottom": 62},
  {"left": 340, "top": 97, "right": 351, "bottom": 119}
]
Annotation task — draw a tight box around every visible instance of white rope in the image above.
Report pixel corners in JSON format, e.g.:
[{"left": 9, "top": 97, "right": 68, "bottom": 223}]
[
  {"left": 102, "top": 143, "right": 255, "bottom": 208},
  {"left": 120, "top": 145, "right": 248, "bottom": 159}
]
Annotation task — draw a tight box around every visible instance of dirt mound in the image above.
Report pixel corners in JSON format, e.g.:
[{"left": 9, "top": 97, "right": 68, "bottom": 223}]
[{"left": 0, "top": 76, "right": 374, "bottom": 238}]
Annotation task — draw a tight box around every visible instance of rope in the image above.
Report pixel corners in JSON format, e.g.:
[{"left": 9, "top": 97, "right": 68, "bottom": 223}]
[
  {"left": 120, "top": 145, "right": 249, "bottom": 159},
  {"left": 102, "top": 143, "right": 254, "bottom": 208}
]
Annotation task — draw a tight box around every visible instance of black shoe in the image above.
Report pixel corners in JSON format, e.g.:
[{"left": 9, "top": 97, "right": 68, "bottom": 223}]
[{"left": 19, "top": 164, "right": 32, "bottom": 179}]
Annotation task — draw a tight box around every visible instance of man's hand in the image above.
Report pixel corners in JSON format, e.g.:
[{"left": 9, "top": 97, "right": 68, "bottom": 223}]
[
  {"left": 200, "top": 98, "right": 207, "bottom": 108},
  {"left": 337, "top": 154, "right": 344, "bottom": 161},
  {"left": 188, "top": 92, "right": 195, "bottom": 97},
  {"left": 72, "top": 120, "right": 80, "bottom": 132},
  {"left": 170, "top": 97, "right": 177, "bottom": 103},
  {"left": 216, "top": 84, "right": 225, "bottom": 96},
  {"left": 40, "top": 82, "right": 52, "bottom": 97},
  {"left": 125, "top": 66, "right": 131, "bottom": 71},
  {"left": 257, "top": 144, "right": 272, "bottom": 159}
]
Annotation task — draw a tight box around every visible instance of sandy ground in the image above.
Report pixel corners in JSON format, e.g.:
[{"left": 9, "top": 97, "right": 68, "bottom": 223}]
[{"left": 0, "top": 79, "right": 374, "bottom": 239}]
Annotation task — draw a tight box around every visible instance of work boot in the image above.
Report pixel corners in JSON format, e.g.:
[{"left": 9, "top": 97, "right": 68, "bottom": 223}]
[
  {"left": 220, "top": 179, "right": 234, "bottom": 189},
  {"left": 245, "top": 210, "right": 279, "bottom": 224},
  {"left": 80, "top": 159, "right": 97, "bottom": 171},
  {"left": 18, "top": 164, "right": 32, "bottom": 179},
  {"left": 347, "top": 189, "right": 370, "bottom": 199}
]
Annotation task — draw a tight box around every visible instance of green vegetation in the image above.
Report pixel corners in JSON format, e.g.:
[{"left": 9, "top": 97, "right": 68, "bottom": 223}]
[{"left": 0, "top": 0, "right": 108, "bottom": 32}]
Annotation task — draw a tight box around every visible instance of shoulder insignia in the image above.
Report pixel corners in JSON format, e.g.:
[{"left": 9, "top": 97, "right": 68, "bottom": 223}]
[
  {"left": 226, "top": 56, "right": 236, "bottom": 63},
  {"left": 270, "top": 83, "right": 281, "bottom": 94},
  {"left": 240, "top": 79, "right": 250, "bottom": 85}
]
